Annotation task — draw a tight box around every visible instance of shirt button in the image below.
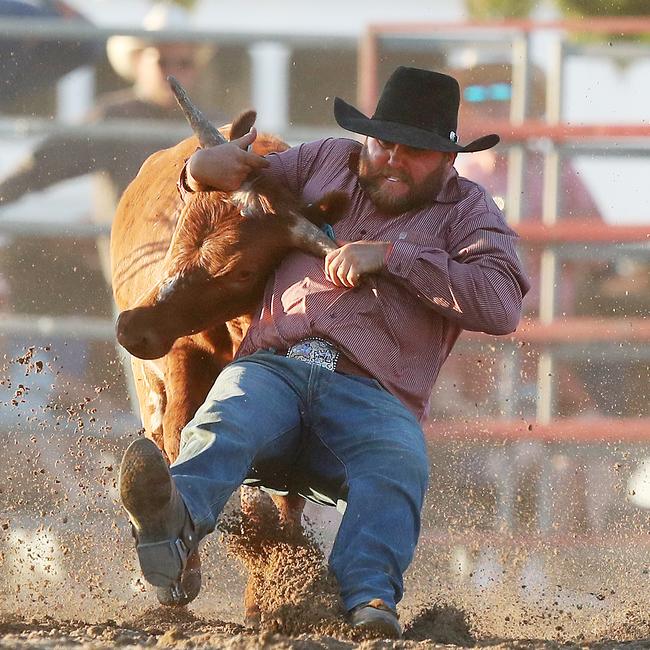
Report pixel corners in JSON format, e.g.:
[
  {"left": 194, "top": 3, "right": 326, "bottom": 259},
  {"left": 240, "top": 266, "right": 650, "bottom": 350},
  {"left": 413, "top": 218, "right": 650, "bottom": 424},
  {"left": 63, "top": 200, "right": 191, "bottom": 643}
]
[
  {"left": 395, "top": 264, "right": 402, "bottom": 272},
  {"left": 360, "top": 229, "right": 367, "bottom": 236},
  {"left": 330, "top": 313, "right": 336, "bottom": 319}
]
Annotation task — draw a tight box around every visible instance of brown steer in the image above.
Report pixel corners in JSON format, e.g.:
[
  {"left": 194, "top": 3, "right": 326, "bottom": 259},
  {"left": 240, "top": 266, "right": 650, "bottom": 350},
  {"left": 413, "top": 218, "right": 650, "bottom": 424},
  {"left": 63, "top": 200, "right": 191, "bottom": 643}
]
[{"left": 111, "top": 79, "right": 345, "bottom": 622}]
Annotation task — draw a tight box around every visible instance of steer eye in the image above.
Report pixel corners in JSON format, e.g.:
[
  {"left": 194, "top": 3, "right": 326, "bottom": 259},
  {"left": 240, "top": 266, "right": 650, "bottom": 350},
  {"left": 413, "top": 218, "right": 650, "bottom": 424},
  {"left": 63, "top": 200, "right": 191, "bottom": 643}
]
[
  {"left": 240, "top": 205, "right": 257, "bottom": 219},
  {"left": 157, "top": 268, "right": 211, "bottom": 303},
  {"left": 156, "top": 274, "right": 181, "bottom": 302}
]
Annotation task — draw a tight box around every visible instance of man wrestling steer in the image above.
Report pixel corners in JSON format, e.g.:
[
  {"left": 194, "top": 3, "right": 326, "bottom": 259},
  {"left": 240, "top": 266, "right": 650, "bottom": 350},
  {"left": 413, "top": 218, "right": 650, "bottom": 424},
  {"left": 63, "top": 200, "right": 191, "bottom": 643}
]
[{"left": 119, "top": 66, "right": 530, "bottom": 639}]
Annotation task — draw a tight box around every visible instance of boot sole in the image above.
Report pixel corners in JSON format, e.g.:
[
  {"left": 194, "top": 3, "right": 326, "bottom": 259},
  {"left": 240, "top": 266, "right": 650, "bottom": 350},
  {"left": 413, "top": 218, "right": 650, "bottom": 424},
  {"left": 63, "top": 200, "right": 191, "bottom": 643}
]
[{"left": 120, "top": 438, "right": 171, "bottom": 526}]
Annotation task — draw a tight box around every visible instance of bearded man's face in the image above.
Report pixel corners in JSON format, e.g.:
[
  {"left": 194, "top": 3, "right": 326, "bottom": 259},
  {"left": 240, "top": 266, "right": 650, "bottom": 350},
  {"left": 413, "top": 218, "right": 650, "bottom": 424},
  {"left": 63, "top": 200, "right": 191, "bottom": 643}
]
[{"left": 358, "top": 138, "right": 455, "bottom": 215}]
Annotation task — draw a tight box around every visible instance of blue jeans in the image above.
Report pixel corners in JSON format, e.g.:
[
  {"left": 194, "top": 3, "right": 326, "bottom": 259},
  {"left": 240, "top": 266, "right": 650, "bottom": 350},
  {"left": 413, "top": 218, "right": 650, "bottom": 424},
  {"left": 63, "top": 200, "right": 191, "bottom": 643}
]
[{"left": 170, "top": 350, "right": 429, "bottom": 612}]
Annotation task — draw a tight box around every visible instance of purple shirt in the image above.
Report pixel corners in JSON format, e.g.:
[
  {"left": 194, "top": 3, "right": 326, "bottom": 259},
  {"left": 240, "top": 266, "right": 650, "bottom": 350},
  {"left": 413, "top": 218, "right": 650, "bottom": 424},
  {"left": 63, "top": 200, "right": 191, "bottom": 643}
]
[{"left": 236, "top": 138, "right": 530, "bottom": 420}]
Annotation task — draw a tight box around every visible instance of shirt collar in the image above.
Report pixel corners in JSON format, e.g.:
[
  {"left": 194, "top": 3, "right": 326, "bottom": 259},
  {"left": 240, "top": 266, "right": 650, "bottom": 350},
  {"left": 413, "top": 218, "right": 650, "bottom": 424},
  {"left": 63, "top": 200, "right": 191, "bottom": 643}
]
[
  {"left": 347, "top": 148, "right": 360, "bottom": 174},
  {"left": 434, "top": 166, "right": 462, "bottom": 204}
]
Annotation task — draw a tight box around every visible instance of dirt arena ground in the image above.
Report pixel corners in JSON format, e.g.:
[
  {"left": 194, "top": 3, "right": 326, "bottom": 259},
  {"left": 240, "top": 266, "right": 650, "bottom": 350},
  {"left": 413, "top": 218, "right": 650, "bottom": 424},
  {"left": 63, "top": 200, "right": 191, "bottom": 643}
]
[{"left": 2, "top": 347, "right": 650, "bottom": 649}]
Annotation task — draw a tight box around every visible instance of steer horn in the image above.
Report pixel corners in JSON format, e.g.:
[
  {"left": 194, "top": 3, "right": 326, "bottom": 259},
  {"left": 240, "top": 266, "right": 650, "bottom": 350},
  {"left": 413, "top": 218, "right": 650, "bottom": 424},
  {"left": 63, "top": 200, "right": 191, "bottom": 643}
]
[
  {"left": 168, "top": 75, "right": 227, "bottom": 148},
  {"left": 168, "top": 76, "right": 340, "bottom": 258}
]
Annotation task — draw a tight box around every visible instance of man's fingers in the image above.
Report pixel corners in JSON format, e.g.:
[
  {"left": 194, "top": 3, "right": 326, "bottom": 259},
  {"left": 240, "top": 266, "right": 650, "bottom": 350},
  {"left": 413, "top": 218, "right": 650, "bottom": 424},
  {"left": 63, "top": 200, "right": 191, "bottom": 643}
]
[
  {"left": 325, "top": 242, "right": 381, "bottom": 287},
  {"left": 244, "top": 151, "right": 270, "bottom": 169},
  {"left": 335, "top": 260, "right": 355, "bottom": 288},
  {"left": 345, "top": 268, "right": 360, "bottom": 288},
  {"left": 325, "top": 250, "right": 342, "bottom": 284},
  {"left": 234, "top": 127, "right": 257, "bottom": 150},
  {"left": 234, "top": 129, "right": 269, "bottom": 170},
  {"left": 325, "top": 248, "right": 358, "bottom": 287},
  {"left": 324, "top": 253, "right": 336, "bottom": 285}
]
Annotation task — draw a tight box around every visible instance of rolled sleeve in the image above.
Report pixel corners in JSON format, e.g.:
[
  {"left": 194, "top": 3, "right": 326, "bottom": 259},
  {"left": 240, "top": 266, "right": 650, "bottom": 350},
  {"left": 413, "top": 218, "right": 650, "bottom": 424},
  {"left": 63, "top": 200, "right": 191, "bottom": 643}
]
[
  {"left": 383, "top": 222, "right": 529, "bottom": 335},
  {"left": 177, "top": 150, "right": 214, "bottom": 202}
]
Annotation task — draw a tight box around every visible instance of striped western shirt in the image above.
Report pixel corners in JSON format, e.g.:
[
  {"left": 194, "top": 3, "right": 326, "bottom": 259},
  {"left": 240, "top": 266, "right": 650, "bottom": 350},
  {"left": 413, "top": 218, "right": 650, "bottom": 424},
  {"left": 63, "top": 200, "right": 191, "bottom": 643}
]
[{"left": 235, "top": 138, "right": 530, "bottom": 421}]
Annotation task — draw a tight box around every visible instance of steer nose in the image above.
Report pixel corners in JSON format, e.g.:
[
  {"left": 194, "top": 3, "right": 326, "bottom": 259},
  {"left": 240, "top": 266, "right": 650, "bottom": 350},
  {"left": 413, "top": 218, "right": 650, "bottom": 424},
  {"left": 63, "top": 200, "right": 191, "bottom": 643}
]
[{"left": 116, "top": 308, "right": 172, "bottom": 360}]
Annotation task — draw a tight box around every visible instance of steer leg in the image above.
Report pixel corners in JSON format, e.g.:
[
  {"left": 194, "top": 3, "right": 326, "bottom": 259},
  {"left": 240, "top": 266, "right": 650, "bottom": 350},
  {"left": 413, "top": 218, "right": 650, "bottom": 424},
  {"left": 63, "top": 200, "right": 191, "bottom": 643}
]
[
  {"left": 162, "top": 334, "right": 232, "bottom": 461},
  {"left": 271, "top": 493, "right": 306, "bottom": 535},
  {"left": 240, "top": 486, "right": 275, "bottom": 627},
  {"left": 131, "top": 358, "right": 167, "bottom": 453},
  {"left": 240, "top": 488, "right": 306, "bottom": 627}
]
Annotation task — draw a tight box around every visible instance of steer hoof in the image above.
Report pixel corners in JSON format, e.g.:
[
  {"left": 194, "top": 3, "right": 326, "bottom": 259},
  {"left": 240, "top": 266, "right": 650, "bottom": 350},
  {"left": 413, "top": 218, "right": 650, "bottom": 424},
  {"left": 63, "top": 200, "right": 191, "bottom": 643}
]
[
  {"left": 244, "top": 609, "right": 261, "bottom": 630},
  {"left": 156, "top": 549, "right": 202, "bottom": 606}
]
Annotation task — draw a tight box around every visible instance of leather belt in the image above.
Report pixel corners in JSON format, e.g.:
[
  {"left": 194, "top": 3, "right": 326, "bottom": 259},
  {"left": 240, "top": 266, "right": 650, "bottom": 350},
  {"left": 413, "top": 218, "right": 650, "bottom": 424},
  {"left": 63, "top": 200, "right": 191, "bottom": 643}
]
[{"left": 285, "top": 338, "right": 375, "bottom": 380}]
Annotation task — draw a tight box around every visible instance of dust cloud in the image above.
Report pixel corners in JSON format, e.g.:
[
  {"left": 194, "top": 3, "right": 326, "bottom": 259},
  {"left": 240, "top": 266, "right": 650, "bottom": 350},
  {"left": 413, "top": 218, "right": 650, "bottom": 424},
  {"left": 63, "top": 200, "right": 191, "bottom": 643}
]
[{"left": 2, "top": 347, "right": 650, "bottom": 649}]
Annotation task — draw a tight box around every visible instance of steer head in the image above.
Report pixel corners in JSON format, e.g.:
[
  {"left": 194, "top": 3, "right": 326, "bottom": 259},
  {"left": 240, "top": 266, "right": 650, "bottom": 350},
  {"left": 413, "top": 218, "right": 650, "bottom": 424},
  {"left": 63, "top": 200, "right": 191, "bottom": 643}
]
[{"left": 116, "top": 78, "right": 347, "bottom": 360}]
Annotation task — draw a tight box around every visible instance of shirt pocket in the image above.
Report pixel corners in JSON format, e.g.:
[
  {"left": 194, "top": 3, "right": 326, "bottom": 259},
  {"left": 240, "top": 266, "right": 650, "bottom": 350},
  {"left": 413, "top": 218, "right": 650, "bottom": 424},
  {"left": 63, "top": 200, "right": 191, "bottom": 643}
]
[
  {"left": 281, "top": 277, "right": 309, "bottom": 314},
  {"left": 396, "top": 230, "right": 447, "bottom": 251},
  {"left": 326, "top": 285, "right": 405, "bottom": 375}
]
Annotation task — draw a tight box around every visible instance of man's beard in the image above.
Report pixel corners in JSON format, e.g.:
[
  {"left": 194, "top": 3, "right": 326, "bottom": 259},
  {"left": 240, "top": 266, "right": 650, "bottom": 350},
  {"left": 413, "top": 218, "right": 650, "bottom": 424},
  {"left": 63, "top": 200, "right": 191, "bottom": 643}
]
[{"left": 358, "top": 143, "right": 447, "bottom": 216}]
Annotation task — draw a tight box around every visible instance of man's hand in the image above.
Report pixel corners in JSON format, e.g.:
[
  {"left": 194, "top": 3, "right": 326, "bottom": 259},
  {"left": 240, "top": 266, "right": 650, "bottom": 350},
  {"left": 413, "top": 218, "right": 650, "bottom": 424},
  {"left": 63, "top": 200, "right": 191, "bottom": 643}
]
[
  {"left": 186, "top": 127, "right": 270, "bottom": 192},
  {"left": 324, "top": 241, "right": 391, "bottom": 288}
]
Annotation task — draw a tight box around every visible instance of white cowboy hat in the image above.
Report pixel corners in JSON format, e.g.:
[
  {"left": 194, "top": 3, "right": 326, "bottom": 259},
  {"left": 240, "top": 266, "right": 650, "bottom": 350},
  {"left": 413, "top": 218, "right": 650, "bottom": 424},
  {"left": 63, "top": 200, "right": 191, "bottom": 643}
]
[{"left": 106, "top": 3, "right": 213, "bottom": 82}]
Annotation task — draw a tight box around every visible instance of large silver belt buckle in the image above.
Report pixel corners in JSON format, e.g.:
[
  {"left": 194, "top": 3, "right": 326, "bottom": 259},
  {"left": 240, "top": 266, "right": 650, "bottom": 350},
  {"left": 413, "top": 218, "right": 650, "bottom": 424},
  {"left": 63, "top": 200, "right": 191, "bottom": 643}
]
[{"left": 286, "top": 338, "right": 339, "bottom": 372}]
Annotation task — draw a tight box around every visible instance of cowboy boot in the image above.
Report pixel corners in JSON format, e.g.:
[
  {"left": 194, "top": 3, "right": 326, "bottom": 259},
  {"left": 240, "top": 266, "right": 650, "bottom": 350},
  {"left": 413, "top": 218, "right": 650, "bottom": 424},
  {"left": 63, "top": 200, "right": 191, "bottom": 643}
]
[
  {"left": 349, "top": 599, "right": 402, "bottom": 639},
  {"left": 119, "top": 437, "right": 199, "bottom": 605}
]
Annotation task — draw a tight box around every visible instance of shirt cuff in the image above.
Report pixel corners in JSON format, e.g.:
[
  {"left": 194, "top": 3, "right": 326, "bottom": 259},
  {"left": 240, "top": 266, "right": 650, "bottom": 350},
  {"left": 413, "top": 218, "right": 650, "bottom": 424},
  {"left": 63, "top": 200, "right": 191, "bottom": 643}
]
[
  {"left": 384, "top": 239, "right": 423, "bottom": 278},
  {"left": 176, "top": 150, "right": 212, "bottom": 202},
  {"left": 176, "top": 159, "right": 193, "bottom": 203}
]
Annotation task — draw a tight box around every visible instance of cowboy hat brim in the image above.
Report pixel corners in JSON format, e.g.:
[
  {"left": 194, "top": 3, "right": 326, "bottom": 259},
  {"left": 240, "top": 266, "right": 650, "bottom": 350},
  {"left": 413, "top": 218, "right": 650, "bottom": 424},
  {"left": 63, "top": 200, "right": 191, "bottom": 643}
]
[{"left": 334, "top": 97, "right": 499, "bottom": 153}]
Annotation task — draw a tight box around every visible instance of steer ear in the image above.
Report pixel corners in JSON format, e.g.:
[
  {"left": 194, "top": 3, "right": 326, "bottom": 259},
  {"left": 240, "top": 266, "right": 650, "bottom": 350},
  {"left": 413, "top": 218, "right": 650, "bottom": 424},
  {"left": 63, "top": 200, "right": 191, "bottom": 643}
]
[
  {"left": 230, "top": 110, "right": 257, "bottom": 141},
  {"left": 301, "top": 191, "right": 349, "bottom": 227}
]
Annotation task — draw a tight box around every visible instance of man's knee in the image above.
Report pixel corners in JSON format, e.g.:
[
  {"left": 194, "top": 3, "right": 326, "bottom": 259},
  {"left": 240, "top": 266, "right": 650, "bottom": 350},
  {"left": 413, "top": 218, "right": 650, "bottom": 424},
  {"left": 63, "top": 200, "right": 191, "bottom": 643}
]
[
  {"left": 356, "top": 442, "right": 429, "bottom": 497},
  {"left": 409, "top": 449, "right": 429, "bottom": 490},
  {"left": 389, "top": 446, "right": 429, "bottom": 494},
  {"left": 371, "top": 428, "right": 429, "bottom": 483}
]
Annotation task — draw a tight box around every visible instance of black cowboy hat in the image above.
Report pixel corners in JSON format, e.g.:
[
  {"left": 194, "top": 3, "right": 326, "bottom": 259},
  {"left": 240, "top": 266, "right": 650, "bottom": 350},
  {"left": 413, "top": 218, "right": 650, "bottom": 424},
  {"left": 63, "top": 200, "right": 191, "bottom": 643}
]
[{"left": 334, "top": 66, "right": 499, "bottom": 153}]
